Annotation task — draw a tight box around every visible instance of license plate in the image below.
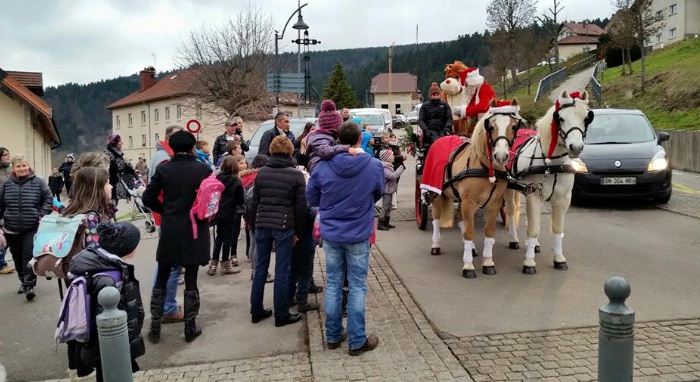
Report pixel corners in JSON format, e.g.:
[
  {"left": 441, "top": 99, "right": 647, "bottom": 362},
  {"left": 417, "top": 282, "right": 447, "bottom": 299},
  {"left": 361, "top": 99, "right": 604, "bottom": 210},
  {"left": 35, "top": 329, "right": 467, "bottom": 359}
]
[{"left": 601, "top": 177, "right": 636, "bottom": 185}]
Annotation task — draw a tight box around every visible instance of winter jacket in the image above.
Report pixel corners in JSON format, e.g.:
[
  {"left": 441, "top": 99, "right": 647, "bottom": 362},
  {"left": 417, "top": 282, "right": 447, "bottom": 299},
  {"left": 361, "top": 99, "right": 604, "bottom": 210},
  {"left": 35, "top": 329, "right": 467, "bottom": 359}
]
[
  {"left": 212, "top": 133, "right": 248, "bottom": 165},
  {"left": 215, "top": 172, "right": 244, "bottom": 223},
  {"left": 258, "top": 126, "right": 295, "bottom": 157},
  {"left": 382, "top": 162, "right": 405, "bottom": 195},
  {"left": 249, "top": 155, "right": 307, "bottom": 235},
  {"left": 59, "top": 161, "right": 73, "bottom": 188},
  {"left": 418, "top": 99, "right": 453, "bottom": 135},
  {"left": 307, "top": 152, "right": 384, "bottom": 244},
  {"left": 0, "top": 163, "right": 10, "bottom": 186},
  {"left": 49, "top": 174, "right": 64, "bottom": 193},
  {"left": 68, "top": 247, "right": 145, "bottom": 364},
  {"left": 360, "top": 131, "right": 374, "bottom": 156},
  {"left": 389, "top": 144, "right": 404, "bottom": 170},
  {"left": 306, "top": 130, "right": 349, "bottom": 174},
  {"left": 0, "top": 173, "right": 52, "bottom": 233},
  {"left": 143, "top": 154, "right": 212, "bottom": 266},
  {"left": 195, "top": 149, "right": 212, "bottom": 167},
  {"left": 105, "top": 145, "right": 136, "bottom": 200},
  {"left": 149, "top": 141, "right": 173, "bottom": 179}
]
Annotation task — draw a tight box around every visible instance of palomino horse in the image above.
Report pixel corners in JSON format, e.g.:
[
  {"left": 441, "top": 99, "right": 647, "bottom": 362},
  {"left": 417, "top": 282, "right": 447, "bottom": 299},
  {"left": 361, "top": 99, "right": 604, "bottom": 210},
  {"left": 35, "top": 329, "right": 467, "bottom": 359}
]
[
  {"left": 430, "top": 99, "right": 525, "bottom": 278},
  {"left": 504, "top": 90, "right": 594, "bottom": 274}
]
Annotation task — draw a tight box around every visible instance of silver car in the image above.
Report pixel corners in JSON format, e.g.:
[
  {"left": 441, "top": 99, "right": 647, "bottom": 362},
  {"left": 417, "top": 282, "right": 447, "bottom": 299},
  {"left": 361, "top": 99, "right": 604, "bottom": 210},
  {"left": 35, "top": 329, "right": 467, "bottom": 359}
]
[{"left": 245, "top": 117, "right": 317, "bottom": 161}]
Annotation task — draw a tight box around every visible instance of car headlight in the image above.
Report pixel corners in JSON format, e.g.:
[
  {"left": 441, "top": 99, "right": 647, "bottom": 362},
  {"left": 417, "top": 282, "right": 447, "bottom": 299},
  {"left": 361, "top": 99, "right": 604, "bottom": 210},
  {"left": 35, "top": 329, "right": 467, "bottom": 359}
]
[
  {"left": 571, "top": 158, "right": 588, "bottom": 173},
  {"left": 648, "top": 150, "right": 668, "bottom": 171}
]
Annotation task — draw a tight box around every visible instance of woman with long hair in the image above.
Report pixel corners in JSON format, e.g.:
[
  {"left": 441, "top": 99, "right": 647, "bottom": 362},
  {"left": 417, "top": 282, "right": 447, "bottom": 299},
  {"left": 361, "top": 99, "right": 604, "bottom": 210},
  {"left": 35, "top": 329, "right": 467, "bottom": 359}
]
[
  {"left": 294, "top": 122, "right": 316, "bottom": 168},
  {"left": 104, "top": 135, "right": 136, "bottom": 206}
]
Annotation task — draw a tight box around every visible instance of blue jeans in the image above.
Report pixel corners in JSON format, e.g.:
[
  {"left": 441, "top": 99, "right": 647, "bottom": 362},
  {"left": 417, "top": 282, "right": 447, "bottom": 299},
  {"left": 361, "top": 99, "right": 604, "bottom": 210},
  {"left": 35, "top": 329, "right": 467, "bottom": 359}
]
[
  {"left": 152, "top": 266, "right": 181, "bottom": 314},
  {"left": 0, "top": 247, "right": 7, "bottom": 268},
  {"left": 250, "top": 227, "right": 294, "bottom": 320},
  {"left": 323, "top": 240, "right": 370, "bottom": 350}
]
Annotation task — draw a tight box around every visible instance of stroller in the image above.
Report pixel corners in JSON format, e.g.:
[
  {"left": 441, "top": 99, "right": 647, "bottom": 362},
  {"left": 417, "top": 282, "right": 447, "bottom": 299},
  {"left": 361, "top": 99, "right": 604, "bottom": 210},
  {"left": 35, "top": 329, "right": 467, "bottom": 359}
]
[{"left": 119, "top": 176, "right": 157, "bottom": 233}]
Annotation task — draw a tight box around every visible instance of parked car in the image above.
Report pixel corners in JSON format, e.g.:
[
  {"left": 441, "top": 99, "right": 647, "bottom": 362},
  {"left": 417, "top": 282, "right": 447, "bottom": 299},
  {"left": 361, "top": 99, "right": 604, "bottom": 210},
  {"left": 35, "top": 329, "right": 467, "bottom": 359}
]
[
  {"left": 392, "top": 114, "right": 408, "bottom": 128},
  {"left": 245, "top": 117, "right": 317, "bottom": 161},
  {"left": 407, "top": 110, "right": 419, "bottom": 124},
  {"left": 349, "top": 108, "right": 392, "bottom": 136},
  {"left": 571, "top": 109, "right": 671, "bottom": 204}
]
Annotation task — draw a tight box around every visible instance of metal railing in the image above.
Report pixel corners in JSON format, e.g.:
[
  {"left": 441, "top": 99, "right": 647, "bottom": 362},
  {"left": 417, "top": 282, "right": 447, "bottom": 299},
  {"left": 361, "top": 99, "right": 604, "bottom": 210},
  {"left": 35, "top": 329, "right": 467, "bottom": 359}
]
[
  {"left": 589, "top": 60, "right": 606, "bottom": 107},
  {"left": 534, "top": 55, "right": 597, "bottom": 103}
]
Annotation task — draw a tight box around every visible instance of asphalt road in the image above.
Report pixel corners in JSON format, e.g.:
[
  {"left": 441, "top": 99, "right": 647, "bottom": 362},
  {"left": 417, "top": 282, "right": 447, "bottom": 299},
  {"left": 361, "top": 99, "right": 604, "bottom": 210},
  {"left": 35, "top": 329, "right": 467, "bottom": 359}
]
[
  {"left": 380, "top": 155, "right": 700, "bottom": 338},
  {"left": 0, "top": 225, "right": 306, "bottom": 382}
]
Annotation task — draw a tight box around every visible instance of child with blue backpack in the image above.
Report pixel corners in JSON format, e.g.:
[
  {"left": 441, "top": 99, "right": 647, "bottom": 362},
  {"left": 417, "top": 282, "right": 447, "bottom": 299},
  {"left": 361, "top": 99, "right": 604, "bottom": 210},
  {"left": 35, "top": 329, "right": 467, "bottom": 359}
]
[{"left": 63, "top": 222, "right": 145, "bottom": 381}]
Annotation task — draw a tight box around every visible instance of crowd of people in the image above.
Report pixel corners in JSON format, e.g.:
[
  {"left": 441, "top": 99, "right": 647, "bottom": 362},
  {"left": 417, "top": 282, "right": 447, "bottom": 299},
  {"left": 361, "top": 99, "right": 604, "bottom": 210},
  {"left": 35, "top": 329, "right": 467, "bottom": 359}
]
[{"left": 0, "top": 99, "right": 411, "bottom": 380}]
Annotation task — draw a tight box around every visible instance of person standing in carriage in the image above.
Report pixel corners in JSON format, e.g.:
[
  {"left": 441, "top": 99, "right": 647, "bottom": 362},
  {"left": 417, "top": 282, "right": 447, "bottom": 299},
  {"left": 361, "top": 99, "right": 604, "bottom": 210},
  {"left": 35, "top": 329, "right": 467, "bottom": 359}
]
[
  {"left": 417, "top": 82, "right": 453, "bottom": 153},
  {"left": 452, "top": 67, "right": 496, "bottom": 128}
]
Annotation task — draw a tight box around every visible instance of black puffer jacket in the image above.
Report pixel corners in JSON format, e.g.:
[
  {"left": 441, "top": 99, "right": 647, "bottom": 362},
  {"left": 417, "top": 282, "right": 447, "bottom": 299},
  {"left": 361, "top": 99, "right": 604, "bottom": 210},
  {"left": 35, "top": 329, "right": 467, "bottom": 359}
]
[
  {"left": 418, "top": 99, "right": 453, "bottom": 134},
  {"left": 215, "top": 172, "right": 244, "bottom": 223},
  {"left": 249, "top": 155, "right": 307, "bottom": 235},
  {"left": 69, "top": 247, "right": 145, "bottom": 362},
  {"left": 0, "top": 173, "right": 52, "bottom": 233}
]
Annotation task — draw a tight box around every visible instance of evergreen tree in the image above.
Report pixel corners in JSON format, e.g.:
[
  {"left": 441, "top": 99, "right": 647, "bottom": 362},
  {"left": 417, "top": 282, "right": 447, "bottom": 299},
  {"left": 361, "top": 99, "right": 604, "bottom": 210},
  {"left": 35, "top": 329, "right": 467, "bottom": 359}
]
[{"left": 322, "top": 62, "right": 359, "bottom": 109}]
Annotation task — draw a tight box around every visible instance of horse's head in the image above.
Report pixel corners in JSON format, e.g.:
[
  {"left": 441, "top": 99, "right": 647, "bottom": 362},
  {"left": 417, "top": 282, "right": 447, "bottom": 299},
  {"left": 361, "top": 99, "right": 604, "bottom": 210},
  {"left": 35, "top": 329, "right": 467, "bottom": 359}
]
[
  {"left": 550, "top": 90, "right": 594, "bottom": 158},
  {"left": 481, "top": 98, "right": 525, "bottom": 168}
]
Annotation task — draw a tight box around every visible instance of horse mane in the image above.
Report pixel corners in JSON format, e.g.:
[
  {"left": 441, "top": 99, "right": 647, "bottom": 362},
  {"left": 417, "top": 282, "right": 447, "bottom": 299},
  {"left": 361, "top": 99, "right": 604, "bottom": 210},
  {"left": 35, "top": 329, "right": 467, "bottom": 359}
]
[
  {"left": 465, "top": 115, "right": 488, "bottom": 164},
  {"left": 535, "top": 105, "right": 556, "bottom": 146}
]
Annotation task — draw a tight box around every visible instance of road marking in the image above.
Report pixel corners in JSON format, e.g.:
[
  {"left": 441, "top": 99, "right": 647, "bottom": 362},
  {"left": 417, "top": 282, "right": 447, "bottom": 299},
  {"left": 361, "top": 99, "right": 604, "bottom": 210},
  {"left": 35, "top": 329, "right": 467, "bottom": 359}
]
[{"left": 673, "top": 182, "right": 700, "bottom": 194}]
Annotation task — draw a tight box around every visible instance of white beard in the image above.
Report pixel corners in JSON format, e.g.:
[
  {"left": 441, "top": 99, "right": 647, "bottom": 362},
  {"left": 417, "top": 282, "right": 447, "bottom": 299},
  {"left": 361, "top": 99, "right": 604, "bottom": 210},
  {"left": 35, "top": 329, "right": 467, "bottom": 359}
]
[{"left": 464, "top": 85, "right": 477, "bottom": 104}]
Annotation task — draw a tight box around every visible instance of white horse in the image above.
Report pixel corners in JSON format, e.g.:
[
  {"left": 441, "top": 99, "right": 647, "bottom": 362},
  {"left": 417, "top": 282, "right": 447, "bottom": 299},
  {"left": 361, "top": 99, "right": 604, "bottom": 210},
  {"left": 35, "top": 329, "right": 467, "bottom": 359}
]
[{"left": 504, "top": 90, "right": 594, "bottom": 274}]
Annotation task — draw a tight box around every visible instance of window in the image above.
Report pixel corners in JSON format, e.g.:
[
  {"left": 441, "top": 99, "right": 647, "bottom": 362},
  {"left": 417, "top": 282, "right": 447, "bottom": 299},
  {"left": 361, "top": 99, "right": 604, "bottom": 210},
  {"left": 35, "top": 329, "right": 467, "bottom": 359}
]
[
  {"left": 165, "top": 107, "right": 170, "bottom": 120},
  {"left": 670, "top": 27, "right": 677, "bottom": 38},
  {"left": 116, "top": 115, "right": 120, "bottom": 128},
  {"left": 142, "top": 134, "right": 147, "bottom": 147},
  {"left": 669, "top": 3, "right": 677, "bottom": 14},
  {"left": 141, "top": 110, "right": 146, "bottom": 124},
  {"left": 155, "top": 133, "right": 160, "bottom": 142},
  {"left": 656, "top": 10, "right": 663, "bottom": 19},
  {"left": 381, "top": 104, "right": 388, "bottom": 109},
  {"left": 196, "top": 104, "right": 202, "bottom": 118},
  {"left": 154, "top": 109, "right": 159, "bottom": 122},
  {"left": 128, "top": 136, "right": 134, "bottom": 148},
  {"left": 176, "top": 105, "right": 182, "bottom": 119},
  {"left": 657, "top": 33, "right": 662, "bottom": 43},
  {"left": 128, "top": 113, "right": 133, "bottom": 126}
]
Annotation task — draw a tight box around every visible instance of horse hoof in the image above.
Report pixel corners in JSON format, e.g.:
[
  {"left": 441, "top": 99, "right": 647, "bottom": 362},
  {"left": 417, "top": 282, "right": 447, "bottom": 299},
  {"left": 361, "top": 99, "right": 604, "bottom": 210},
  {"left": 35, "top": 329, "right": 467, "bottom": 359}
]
[
  {"left": 462, "top": 269, "right": 477, "bottom": 279},
  {"left": 522, "top": 266, "right": 537, "bottom": 275},
  {"left": 472, "top": 248, "right": 479, "bottom": 257},
  {"left": 553, "top": 261, "right": 568, "bottom": 270},
  {"left": 535, "top": 245, "right": 541, "bottom": 253},
  {"left": 509, "top": 242, "right": 519, "bottom": 250},
  {"left": 483, "top": 266, "right": 497, "bottom": 275},
  {"left": 431, "top": 248, "right": 441, "bottom": 256}
]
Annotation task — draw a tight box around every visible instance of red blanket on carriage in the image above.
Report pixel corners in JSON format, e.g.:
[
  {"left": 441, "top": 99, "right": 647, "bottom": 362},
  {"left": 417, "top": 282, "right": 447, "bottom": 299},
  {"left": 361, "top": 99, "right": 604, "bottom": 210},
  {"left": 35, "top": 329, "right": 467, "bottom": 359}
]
[
  {"left": 506, "top": 128, "right": 538, "bottom": 171},
  {"left": 420, "top": 135, "right": 466, "bottom": 194}
]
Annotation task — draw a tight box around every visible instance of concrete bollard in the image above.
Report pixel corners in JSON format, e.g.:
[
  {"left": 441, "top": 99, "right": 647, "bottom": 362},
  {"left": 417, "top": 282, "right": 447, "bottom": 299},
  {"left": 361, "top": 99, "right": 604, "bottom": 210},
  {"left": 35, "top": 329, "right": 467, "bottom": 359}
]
[
  {"left": 598, "top": 276, "right": 635, "bottom": 382},
  {"left": 97, "top": 287, "right": 133, "bottom": 382}
]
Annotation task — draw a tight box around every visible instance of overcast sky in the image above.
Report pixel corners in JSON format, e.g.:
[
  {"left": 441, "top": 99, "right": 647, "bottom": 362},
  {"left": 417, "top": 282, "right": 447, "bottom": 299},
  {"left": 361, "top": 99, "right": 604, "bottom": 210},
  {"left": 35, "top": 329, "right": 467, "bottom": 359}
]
[{"left": 1, "top": 0, "right": 616, "bottom": 87}]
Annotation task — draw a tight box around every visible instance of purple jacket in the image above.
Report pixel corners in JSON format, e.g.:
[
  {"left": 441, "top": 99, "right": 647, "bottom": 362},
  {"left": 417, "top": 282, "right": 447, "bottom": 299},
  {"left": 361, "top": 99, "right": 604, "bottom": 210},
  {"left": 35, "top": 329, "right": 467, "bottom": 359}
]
[{"left": 306, "top": 130, "right": 349, "bottom": 173}]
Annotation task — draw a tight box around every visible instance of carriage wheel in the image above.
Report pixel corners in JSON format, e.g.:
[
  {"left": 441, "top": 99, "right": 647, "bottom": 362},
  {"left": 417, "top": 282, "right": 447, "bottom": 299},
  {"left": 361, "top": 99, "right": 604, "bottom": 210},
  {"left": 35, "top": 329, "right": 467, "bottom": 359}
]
[{"left": 415, "top": 175, "right": 428, "bottom": 230}]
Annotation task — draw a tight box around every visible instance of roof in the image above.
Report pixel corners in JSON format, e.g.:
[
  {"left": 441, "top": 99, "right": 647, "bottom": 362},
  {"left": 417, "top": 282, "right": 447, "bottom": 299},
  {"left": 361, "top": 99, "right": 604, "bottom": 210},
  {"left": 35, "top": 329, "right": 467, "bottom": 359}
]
[
  {"left": 6, "top": 71, "right": 43, "bottom": 88},
  {"left": 107, "top": 69, "right": 200, "bottom": 109},
  {"left": 563, "top": 22, "right": 605, "bottom": 36},
  {"left": 558, "top": 35, "right": 600, "bottom": 45},
  {"left": 0, "top": 68, "right": 59, "bottom": 144},
  {"left": 371, "top": 72, "right": 417, "bottom": 94}
]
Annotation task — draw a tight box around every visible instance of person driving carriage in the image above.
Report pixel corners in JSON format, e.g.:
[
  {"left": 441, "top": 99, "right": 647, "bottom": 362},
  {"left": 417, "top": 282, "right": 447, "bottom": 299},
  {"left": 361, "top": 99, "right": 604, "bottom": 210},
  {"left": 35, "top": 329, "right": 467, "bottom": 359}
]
[{"left": 417, "top": 82, "right": 453, "bottom": 153}]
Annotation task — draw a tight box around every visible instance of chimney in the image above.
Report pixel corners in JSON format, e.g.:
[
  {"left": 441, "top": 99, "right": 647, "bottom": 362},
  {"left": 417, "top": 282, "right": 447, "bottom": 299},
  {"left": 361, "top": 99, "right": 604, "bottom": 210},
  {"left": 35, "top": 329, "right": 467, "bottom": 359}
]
[{"left": 139, "top": 66, "right": 157, "bottom": 91}]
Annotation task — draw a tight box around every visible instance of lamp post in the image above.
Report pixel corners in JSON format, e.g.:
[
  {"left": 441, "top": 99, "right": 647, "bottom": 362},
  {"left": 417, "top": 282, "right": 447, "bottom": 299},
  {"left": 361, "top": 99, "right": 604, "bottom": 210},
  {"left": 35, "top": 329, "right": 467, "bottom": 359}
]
[
  {"left": 293, "top": 29, "right": 321, "bottom": 103},
  {"left": 274, "top": 3, "right": 309, "bottom": 107}
]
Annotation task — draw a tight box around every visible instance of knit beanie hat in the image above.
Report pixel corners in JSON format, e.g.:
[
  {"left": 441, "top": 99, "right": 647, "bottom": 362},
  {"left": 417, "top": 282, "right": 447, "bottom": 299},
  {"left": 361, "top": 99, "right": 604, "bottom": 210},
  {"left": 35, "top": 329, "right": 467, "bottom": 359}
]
[
  {"left": 317, "top": 100, "right": 343, "bottom": 131},
  {"left": 169, "top": 130, "right": 197, "bottom": 153},
  {"left": 379, "top": 148, "right": 393, "bottom": 162},
  {"left": 97, "top": 222, "right": 141, "bottom": 257},
  {"left": 429, "top": 82, "right": 440, "bottom": 95}
]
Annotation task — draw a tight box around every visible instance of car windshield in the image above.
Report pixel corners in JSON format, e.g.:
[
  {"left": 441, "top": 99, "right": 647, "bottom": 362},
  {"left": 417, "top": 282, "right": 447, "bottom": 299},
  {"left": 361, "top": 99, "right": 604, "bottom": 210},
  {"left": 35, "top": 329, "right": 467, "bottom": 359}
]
[
  {"left": 354, "top": 114, "right": 383, "bottom": 125},
  {"left": 250, "top": 120, "right": 310, "bottom": 146},
  {"left": 584, "top": 114, "right": 656, "bottom": 144}
]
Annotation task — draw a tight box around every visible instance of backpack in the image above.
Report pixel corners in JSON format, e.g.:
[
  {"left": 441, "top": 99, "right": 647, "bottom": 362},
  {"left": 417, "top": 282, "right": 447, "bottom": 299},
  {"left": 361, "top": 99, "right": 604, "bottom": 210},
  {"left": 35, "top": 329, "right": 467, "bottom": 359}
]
[
  {"left": 54, "top": 269, "right": 122, "bottom": 344},
  {"left": 30, "top": 214, "right": 86, "bottom": 279},
  {"left": 243, "top": 183, "right": 255, "bottom": 220},
  {"left": 190, "top": 173, "right": 225, "bottom": 239}
]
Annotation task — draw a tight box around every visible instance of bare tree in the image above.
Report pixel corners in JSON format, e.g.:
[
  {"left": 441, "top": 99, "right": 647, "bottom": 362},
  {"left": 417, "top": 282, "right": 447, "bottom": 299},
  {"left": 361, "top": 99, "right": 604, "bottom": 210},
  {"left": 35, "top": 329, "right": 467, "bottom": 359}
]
[
  {"left": 489, "top": 30, "right": 512, "bottom": 98},
  {"left": 630, "top": 0, "right": 664, "bottom": 93},
  {"left": 178, "top": 5, "right": 274, "bottom": 123},
  {"left": 607, "top": 7, "right": 635, "bottom": 75},
  {"left": 537, "top": 0, "right": 564, "bottom": 69},
  {"left": 487, "top": 0, "right": 538, "bottom": 84},
  {"left": 515, "top": 28, "right": 549, "bottom": 95}
]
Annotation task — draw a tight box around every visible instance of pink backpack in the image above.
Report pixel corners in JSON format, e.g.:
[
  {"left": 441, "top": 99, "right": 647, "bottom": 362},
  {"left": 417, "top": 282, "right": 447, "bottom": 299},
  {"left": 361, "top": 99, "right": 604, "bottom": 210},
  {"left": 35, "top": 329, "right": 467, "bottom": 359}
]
[{"left": 190, "top": 173, "right": 225, "bottom": 239}]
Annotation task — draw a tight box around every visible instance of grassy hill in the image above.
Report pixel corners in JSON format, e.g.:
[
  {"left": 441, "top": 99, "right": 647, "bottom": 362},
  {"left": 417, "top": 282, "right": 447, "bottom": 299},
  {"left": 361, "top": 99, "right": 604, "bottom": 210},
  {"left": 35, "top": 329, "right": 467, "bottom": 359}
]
[{"left": 600, "top": 38, "right": 700, "bottom": 130}]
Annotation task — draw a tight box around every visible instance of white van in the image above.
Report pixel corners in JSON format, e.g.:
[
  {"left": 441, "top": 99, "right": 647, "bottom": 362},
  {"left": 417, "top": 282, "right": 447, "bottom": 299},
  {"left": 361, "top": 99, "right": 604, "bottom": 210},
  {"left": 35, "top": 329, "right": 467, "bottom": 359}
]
[{"left": 349, "top": 108, "right": 392, "bottom": 136}]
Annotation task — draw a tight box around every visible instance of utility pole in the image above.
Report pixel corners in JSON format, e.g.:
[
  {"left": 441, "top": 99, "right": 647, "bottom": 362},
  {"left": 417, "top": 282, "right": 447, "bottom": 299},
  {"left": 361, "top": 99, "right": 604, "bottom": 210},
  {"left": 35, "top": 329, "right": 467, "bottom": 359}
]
[{"left": 388, "top": 42, "right": 394, "bottom": 98}]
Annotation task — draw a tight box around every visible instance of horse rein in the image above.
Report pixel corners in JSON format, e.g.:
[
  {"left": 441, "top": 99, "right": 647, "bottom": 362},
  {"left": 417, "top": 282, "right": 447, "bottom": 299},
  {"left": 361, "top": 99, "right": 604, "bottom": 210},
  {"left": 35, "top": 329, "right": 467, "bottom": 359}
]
[{"left": 484, "top": 113, "right": 525, "bottom": 149}]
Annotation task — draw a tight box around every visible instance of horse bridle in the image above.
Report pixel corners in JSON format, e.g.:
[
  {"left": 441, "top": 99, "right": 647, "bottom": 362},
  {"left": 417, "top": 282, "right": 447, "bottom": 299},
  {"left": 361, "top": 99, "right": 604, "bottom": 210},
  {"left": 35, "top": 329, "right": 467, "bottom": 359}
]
[
  {"left": 552, "top": 100, "right": 595, "bottom": 143},
  {"left": 484, "top": 113, "right": 525, "bottom": 150}
]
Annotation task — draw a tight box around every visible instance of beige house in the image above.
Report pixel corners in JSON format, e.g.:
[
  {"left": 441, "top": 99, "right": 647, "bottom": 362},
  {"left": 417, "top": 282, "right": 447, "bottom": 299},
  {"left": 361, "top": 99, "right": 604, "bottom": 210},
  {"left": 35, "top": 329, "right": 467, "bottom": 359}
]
[
  {"left": 370, "top": 73, "right": 420, "bottom": 116},
  {"left": 0, "top": 69, "right": 60, "bottom": 178},
  {"left": 648, "top": 0, "right": 700, "bottom": 49},
  {"left": 556, "top": 23, "right": 605, "bottom": 61}
]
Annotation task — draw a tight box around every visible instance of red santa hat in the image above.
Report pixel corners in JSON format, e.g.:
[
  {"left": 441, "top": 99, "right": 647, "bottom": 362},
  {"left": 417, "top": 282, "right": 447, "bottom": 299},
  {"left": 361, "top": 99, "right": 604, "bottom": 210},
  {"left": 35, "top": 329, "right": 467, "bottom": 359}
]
[
  {"left": 489, "top": 99, "right": 521, "bottom": 115},
  {"left": 465, "top": 67, "right": 484, "bottom": 87}
]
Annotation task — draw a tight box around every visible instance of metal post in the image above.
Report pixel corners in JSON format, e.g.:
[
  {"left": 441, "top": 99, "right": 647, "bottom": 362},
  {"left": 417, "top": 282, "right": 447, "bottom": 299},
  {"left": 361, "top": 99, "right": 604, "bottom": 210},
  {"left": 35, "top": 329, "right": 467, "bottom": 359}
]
[
  {"left": 275, "top": 31, "right": 280, "bottom": 107},
  {"left": 97, "top": 287, "right": 133, "bottom": 382},
  {"left": 598, "top": 276, "right": 634, "bottom": 382}
]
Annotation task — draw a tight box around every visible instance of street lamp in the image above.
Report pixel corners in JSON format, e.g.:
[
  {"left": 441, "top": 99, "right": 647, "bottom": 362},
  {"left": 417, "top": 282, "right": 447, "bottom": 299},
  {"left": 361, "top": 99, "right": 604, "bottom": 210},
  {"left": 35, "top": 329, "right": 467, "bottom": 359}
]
[
  {"left": 274, "top": 3, "right": 308, "bottom": 106},
  {"left": 293, "top": 30, "right": 321, "bottom": 103}
]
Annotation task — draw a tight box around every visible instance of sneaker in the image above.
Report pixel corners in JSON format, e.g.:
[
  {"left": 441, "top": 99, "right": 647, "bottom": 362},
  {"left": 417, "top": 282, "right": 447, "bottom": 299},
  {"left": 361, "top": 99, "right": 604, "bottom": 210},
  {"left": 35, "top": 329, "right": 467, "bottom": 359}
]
[
  {"left": 17, "top": 285, "right": 25, "bottom": 294},
  {"left": 266, "top": 273, "right": 274, "bottom": 283},
  {"left": 0, "top": 265, "right": 15, "bottom": 274},
  {"left": 348, "top": 334, "right": 379, "bottom": 356},
  {"left": 231, "top": 257, "right": 239, "bottom": 267},
  {"left": 25, "top": 288, "right": 36, "bottom": 301},
  {"left": 327, "top": 331, "right": 347, "bottom": 349},
  {"left": 162, "top": 305, "right": 184, "bottom": 324}
]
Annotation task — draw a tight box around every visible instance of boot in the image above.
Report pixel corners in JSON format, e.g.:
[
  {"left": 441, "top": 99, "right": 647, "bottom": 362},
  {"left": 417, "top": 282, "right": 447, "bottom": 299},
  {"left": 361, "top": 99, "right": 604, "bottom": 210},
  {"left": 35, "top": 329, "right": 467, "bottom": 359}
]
[
  {"left": 184, "top": 290, "right": 203, "bottom": 343},
  {"left": 220, "top": 260, "right": 241, "bottom": 275},
  {"left": 149, "top": 288, "right": 166, "bottom": 343},
  {"left": 297, "top": 295, "right": 320, "bottom": 313},
  {"left": 377, "top": 218, "right": 390, "bottom": 231},
  {"left": 386, "top": 216, "right": 396, "bottom": 229},
  {"left": 206, "top": 260, "right": 218, "bottom": 276}
]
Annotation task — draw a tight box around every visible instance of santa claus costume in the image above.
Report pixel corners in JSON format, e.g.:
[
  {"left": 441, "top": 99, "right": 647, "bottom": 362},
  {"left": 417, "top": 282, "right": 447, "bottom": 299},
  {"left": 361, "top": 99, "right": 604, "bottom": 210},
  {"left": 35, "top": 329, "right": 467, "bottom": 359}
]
[{"left": 457, "top": 68, "right": 496, "bottom": 121}]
